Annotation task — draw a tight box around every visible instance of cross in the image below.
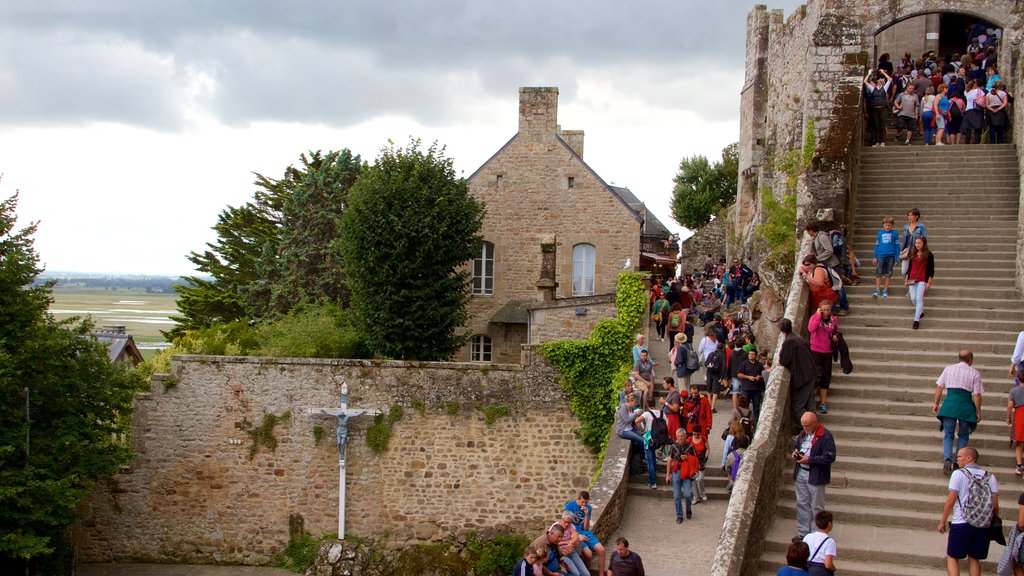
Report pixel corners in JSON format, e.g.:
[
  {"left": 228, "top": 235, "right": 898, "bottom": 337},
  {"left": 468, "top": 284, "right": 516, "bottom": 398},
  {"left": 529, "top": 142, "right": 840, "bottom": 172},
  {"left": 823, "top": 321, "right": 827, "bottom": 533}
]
[{"left": 308, "top": 382, "right": 380, "bottom": 539}]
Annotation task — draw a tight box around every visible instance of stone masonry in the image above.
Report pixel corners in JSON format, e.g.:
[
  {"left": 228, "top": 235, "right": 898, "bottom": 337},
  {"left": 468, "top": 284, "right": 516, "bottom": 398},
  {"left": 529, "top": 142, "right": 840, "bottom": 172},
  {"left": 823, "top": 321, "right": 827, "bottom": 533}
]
[
  {"left": 462, "top": 87, "right": 652, "bottom": 364},
  {"left": 75, "top": 355, "right": 595, "bottom": 565},
  {"left": 735, "top": 0, "right": 1020, "bottom": 268}
]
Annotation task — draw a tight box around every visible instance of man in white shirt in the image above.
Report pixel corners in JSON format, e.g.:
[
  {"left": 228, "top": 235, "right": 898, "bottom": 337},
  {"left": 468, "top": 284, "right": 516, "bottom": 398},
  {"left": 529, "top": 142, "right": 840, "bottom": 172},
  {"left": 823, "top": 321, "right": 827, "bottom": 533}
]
[{"left": 938, "top": 447, "right": 999, "bottom": 576}]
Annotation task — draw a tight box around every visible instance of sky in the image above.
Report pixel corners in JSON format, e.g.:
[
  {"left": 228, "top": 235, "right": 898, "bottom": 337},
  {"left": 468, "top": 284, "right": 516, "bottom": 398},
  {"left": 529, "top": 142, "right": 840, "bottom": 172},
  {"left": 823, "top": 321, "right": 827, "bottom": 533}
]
[{"left": 0, "top": 0, "right": 805, "bottom": 276}]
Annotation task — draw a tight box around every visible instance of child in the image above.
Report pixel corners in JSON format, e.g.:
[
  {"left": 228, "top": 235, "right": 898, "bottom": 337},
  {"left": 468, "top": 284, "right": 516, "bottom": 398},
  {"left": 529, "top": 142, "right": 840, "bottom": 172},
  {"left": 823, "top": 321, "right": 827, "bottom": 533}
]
[
  {"left": 802, "top": 510, "right": 837, "bottom": 576},
  {"left": 872, "top": 216, "right": 900, "bottom": 298},
  {"left": 512, "top": 545, "right": 542, "bottom": 576}
]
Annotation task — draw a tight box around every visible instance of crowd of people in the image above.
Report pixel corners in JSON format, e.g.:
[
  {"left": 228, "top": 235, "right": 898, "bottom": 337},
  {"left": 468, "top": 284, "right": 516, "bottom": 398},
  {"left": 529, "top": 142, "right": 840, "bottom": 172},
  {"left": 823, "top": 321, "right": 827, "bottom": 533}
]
[{"left": 865, "top": 33, "right": 1012, "bottom": 148}]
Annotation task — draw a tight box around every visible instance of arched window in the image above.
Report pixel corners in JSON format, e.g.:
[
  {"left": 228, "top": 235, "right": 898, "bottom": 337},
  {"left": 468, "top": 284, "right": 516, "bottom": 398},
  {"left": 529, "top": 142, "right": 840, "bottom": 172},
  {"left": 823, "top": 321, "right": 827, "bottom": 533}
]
[
  {"left": 471, "top": 335, "right": 492, "bottom": 363},
  {"left": 572, "top": 243, "right": 595, "bottom": 296},
  {"left": 472, "top": 241, "right": 494, "bottom": 296}
]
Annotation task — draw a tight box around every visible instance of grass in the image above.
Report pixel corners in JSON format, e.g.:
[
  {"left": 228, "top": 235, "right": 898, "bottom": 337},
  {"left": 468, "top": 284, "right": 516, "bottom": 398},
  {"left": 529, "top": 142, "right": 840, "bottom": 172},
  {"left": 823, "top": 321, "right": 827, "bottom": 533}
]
[{"left": 48, "top": 287, "right": 179, "bottom": 343}]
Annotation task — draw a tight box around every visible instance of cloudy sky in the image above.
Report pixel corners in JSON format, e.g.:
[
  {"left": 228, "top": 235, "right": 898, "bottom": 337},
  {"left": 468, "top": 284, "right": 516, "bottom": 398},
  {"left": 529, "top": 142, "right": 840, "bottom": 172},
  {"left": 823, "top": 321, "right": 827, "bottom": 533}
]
[{"left": 1, "top": 0, "right": 804, "bottom": 276}]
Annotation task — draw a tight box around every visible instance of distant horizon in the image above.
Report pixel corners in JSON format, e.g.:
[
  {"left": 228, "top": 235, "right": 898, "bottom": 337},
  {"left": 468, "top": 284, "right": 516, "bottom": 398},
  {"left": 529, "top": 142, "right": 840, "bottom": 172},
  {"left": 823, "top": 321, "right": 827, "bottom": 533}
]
[{"left": 40, "top": 270, "right": 195, "bottom": 280}]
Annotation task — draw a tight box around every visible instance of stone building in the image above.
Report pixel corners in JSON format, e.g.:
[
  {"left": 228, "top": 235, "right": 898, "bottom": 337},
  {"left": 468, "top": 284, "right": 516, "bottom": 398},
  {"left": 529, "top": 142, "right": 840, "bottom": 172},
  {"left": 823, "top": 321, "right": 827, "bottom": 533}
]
[{"left": 460, "top": 87, "right": 671, "bottom": 364}]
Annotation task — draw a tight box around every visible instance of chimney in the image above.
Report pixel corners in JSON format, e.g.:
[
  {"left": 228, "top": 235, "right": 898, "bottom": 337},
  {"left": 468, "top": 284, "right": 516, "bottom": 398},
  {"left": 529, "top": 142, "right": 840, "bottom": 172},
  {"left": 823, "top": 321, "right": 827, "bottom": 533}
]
[
  {"left": 519, "top": 87, "right": 559, "bottom": 142},
  {"left": 559, "top": 129, "right": 584, "bottom": 157}
]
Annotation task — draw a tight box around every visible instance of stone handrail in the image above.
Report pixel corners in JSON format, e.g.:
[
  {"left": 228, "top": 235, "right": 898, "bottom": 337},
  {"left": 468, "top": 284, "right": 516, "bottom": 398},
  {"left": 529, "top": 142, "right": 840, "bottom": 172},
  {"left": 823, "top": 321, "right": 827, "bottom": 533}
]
[
  {"left": 588, "top": 431, "right": 632, "bottom": 543},
  {"left": 711, "top": 236, "right": 812, "bottom": 576}
]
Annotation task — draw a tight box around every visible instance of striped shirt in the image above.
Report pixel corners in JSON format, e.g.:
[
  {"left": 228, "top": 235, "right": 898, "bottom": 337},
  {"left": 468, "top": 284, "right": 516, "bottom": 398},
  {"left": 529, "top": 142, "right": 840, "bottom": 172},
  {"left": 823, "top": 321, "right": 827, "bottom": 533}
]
[{"left": 936, "top": 362, "right": 984, "bottom": 394}]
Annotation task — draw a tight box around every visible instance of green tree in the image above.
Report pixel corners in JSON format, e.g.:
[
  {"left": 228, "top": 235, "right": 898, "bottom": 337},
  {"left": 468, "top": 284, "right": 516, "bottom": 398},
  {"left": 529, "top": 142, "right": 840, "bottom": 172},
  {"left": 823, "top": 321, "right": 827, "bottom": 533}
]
[
  {"left": 171, "top": 150, "right": 362, "bottom": 337},
  {"left": 670, "top": 142, "right": 739, "bottom": 229},
  {"left": 0, "top": 193, "right": 142, "bottom": 572},
  {"left": 339, "top": 140, "right": 484, "bottom": 360}
]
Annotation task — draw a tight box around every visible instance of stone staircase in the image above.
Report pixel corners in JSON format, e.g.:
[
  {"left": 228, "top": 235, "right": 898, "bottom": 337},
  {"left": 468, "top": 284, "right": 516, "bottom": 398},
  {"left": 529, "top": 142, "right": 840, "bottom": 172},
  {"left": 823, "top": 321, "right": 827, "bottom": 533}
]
[{"left": 760, "top": 143, "right": 1023, "bottom": 575}]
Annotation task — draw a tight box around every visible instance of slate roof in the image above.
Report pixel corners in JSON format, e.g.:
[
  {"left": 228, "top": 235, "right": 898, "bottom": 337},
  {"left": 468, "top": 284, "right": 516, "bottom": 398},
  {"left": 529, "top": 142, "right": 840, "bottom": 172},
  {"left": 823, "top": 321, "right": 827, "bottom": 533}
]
[{"left": 91, "top": 332, "right": 144, "bottom": 365}]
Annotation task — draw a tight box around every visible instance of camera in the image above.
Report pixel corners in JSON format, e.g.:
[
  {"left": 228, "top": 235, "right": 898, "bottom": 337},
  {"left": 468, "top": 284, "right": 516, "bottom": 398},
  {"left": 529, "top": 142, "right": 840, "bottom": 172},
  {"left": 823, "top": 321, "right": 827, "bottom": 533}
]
[{"left": 793, "top": 450, "right": 805, "bottom": 460}]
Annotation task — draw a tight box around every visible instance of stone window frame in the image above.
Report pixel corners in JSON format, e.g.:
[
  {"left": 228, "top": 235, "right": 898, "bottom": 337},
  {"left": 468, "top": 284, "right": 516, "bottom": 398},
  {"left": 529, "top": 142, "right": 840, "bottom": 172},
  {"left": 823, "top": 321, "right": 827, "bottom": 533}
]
[
  {"left": 472, "top": 241, "right": 495, "bottom": 296},
  {"left": 572, "top": 243, "right": 596, "bottom": 297},
  {"left": 470, "top": 334, "right": 492, "bottom": 363}
]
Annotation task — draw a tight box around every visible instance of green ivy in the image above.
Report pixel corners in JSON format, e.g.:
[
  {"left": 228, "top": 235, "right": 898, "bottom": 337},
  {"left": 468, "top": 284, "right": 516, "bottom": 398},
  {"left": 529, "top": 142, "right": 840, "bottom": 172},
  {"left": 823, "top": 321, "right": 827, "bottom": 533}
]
[
  {"left": 411, "top": 398, "right": 426, "bottom": 415},
  {"left": 366, "top": 403, "right": 403, "bottom": 454},
  {"left": 756, "top": 187, "right": 798, "bottom": 265},
  {"left": 242, "top": 411, "right": 292, "bottom": 460},
  {"left": 312, "top": 425, "right": 325, "bottom": 447},
  {"left": 538, "top": 272, "right": 645, "bottom": 451},
  {"left": 480, "top": 404, "right": 510, "bottom": 426}
]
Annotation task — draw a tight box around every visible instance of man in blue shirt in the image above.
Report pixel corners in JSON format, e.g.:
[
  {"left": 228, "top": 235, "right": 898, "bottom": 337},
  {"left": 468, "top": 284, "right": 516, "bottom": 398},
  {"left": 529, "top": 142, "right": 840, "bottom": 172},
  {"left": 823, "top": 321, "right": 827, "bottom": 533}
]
[{"left": 564, "top": 491, "right": 605, "bottom": 574}]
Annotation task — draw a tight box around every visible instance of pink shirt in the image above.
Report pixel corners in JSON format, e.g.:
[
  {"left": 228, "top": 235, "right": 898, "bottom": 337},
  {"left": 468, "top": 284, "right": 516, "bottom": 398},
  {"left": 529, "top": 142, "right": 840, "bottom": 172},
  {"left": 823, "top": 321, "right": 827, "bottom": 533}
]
[{"left": 807, "top": 312, "right": 838, "bottom": 354}]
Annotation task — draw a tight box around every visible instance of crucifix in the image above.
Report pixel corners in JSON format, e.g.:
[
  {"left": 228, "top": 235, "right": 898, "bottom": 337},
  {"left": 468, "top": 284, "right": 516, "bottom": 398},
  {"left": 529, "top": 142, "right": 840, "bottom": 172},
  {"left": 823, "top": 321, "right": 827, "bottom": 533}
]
[{"left": 308, "top": 382, "right": 380, "bottom": 539}]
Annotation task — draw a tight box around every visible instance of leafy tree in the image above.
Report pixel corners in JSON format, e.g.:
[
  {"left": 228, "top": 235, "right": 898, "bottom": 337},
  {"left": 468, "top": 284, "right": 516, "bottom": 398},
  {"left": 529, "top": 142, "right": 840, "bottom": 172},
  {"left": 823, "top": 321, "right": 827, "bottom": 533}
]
[
  {"left": 670, "top": 142, "right": 739, "bottom": 229},
  {"left": 171, "top": 150, "right": 362, "bottom": 337},
  {"left": 268, "top": 150, "right": 362, "bottom": 314},
  {"left": 0, "top": 193, "right": 143, "bottom": 572},
  {"left": 338, "top": 140, "right": 484, "bottom": 360}
]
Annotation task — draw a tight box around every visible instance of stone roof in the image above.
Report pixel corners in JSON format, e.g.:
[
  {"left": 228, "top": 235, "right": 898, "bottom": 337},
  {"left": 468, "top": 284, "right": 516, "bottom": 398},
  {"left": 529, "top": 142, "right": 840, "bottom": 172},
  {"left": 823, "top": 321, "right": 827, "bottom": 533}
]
[
  {"left": 608, "top": 185, "right": 672, "bottom": 238},
  {"left": 91, "top": 332, "right": 144, "bottom": 366},
  {"left": 488, "top": 300, "right": 529, "bottom": 324}
]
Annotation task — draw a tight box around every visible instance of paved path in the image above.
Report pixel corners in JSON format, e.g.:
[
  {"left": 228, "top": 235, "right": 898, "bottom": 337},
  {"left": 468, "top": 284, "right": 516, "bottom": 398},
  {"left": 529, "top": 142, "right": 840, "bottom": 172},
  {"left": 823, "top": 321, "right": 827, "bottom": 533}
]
[
  {"left": 609, "top": 321, "right": 732, "bottom": 576},
  {"left": 78, "top": 564, "right": 295, "bottom": 576}
]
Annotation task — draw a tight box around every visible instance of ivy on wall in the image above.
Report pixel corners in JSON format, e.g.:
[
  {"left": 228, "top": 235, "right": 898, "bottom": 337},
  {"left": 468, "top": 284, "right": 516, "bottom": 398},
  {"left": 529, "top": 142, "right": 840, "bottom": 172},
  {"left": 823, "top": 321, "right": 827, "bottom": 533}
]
[{"left": 539, "top": 272, "right": 645, "bottom": 451}]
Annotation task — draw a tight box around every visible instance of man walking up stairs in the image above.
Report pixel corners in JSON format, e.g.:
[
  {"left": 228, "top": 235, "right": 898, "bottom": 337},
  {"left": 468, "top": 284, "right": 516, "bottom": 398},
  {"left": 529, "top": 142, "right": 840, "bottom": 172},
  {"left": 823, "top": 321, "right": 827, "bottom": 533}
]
[{"left": 759, "top": 142, "right": 1024, "bottom": 575}]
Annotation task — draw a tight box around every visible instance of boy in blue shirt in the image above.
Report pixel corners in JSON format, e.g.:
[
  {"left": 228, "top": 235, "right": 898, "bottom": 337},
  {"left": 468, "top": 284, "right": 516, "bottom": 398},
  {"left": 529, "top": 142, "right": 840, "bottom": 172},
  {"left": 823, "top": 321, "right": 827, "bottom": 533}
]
[
  {"left": 872, "top": 216, "right": 900, "bottom": 298},
  {"left": 564, "top": 491, "right": 605, "bottom": 573}
]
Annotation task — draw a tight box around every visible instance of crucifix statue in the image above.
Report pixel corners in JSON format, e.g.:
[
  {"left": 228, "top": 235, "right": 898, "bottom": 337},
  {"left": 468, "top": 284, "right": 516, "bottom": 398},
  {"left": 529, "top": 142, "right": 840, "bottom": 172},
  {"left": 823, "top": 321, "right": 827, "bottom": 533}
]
[{"left": 308, "top": 382, "right": 379, "bottom": 539}]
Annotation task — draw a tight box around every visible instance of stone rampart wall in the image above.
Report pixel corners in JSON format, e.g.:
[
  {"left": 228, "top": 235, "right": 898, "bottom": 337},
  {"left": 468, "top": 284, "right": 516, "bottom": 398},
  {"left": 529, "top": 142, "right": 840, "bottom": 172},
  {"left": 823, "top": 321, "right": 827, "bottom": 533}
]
[
  {"left": 76, "top": 355, "right": 596, "bottom": 565},
  {"left": 679, "top": 217, "right": 727, "bottom": 276}
]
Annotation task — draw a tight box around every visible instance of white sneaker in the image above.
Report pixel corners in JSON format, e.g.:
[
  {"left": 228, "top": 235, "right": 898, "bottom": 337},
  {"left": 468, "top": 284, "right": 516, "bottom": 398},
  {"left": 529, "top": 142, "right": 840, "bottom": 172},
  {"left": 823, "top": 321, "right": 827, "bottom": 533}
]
[
  {"left": 936, "top": 142, "right": 945, "bottom": 146},
  {"left": 879, "top": 142, "right": 885, "bottom": 146}
]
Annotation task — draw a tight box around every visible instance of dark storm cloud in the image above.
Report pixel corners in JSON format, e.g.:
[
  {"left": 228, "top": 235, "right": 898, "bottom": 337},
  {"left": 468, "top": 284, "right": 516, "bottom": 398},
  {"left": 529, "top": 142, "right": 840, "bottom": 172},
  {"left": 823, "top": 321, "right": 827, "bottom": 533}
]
[{"left": 0, "top": 0, "right": 807, "bottom": 129}]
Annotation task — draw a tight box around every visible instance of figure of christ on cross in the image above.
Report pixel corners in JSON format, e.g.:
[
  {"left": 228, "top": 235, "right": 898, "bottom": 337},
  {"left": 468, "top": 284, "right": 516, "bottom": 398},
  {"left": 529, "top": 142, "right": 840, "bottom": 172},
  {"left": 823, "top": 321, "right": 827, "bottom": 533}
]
[{"left": 308, "top": 382, "right": 380, "bottom": 539}]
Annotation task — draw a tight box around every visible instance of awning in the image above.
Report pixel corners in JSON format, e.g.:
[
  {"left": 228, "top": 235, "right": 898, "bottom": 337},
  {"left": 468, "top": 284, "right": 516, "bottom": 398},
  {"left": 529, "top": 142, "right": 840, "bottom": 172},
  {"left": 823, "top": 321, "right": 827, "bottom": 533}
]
[
  {"left": 641, "top": 252, "right": 677, "bottom": 266},
  {"left": 489, "top": 300, "right": 528, "bottom": 324}
]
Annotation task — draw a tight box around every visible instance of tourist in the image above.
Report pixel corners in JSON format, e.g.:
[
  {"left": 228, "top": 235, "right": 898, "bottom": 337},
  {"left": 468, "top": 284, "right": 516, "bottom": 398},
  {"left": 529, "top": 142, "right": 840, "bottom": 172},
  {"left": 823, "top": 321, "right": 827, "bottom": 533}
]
[
  {"left": 807, "top": 300, "right": 838, "bottom": 415},
  {"left": 530, "top": 524, "right": 566, "bottom": 576},
  {"left": 631, "top": 333, "right": 647, "bottom": 365},
  {"left": 652, "top": 291, "right": 669, "bottom": 342},
  {"left": 986, "top": 80, "right": 1011, "bottom": 144},
  {"left": 899, "top": 208, "right": 927, "bottom": 277},
  {"left": 512, "top": 545, "right": 542, "bottom": 576},
  {"left": 863, "top": 69, "right": 892, "bottom": 146},
  {"left": 660, "top": 376, "right": 682, "bottom": 442},
  {"left": 737, "top": 348, "right": 766, "bottom": 417},
  {"left": 666, "top": 428, "right": 699, "bottom": 523},
  {"left": 802, "top": 510, "right": 837, "bottom": 576},
  {"left": 903, "top": 236, "right": 934, "bottom": 330},
  {"left": 872, "top": 216, "right": 900, "bottom": 298},
  {"left": 793, "top": 411, "right": 836, "bottom": 539},
  {"left": 920, "top": 85, "right": 937, "bottom": 145},
  {"left": 803, "top": 223, "right": 848, "bottom": 315},
  {"left": 996, "top": 488, "right": 1024, "bottom": 575},
  {"left": 893, "top": 82, "right": 919, "bottom": 145},
  {"left": 631, "top": 349, "right": 656, "bottom": 409},
  {"left": 721, "top": 419, "right": 748, "bottom": 471},
  {"left": 672, "top": 333, "right": 697, "bottom": 389},
  {"left": 666, "top": 303, "right": 685, "bottom": 353},
  {"left": 779, "top": 317, "right": 818, "bottom": 425},
  {"left": 731, "top": 393, "right": 756, "bottom": 436},
  {"left": 964, "top": 80, "right": 986, "bottom": 144},
  {"left": 607, "top": 537, "right": 645, "bottom": 576},
  {"left": 704, "top": 339, "right": 726, "bottom": 411},
  {"left": 1007, "top": 378, "right": 1024, "bottom": 477},
  {"left": 798, "top": 255, "right": 838, "bottom": 314},
  {"left": 948, "top": 84, "right": 966, "bottom": 144},
  {"left": 939, "top": 447, "right": 999, "bottom": 576},
  {"left": 776, "top": 541, "right": 811, "bottom": 575},
  {"left": 933, "top": 83, "right": 951, "bottom": 145},
  {"left": 690, "top": 424, "right": 709, "bottom": 504},
  {"left": 564, "top": 491, "right": 606, "bottom": 573},
  {"left": 934, "top": 350, "right": 984, "bottom": 475},
  {"left": 550, "top": 511, "right": 589, "bottom": 576}
]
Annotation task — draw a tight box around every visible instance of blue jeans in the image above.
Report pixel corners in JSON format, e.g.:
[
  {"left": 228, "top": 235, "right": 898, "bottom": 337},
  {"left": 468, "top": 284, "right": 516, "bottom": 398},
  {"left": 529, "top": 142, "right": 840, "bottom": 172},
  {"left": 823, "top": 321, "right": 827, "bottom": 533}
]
[
  {"left": 743, "top": 390, "right": 762, "bottom": 418},
  {"left": 560, "top": 550, "right": 589, "bottom": 576},
  {"left": 922, "top": 111, "right": 935, "bottom": 144},
  {"left": 908, "top": 281, "right": 926, "bottom": 321},
  {"left": 620, "top": 430, "right": 657, "bottom": 485},
  {"left": 942, "top": 417, "right": 974, "bottom": 462},
  {"left": 671, "top": 470, "right": 693, "bottom": 519}
]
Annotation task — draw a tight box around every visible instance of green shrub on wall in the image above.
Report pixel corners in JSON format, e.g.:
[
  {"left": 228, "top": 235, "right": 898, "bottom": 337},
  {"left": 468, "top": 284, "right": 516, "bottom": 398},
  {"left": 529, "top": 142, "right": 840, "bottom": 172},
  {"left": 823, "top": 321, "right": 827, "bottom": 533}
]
[{"left": 539, "top": 272, "right": 645, "bottom": 451}]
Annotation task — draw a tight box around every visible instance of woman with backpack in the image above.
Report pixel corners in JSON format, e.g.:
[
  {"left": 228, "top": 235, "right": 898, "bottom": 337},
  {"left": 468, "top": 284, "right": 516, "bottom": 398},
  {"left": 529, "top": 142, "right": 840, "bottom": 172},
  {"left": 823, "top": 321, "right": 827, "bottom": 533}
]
[
  {"left": 798, "top": 254, "right": 838, "bottom": 313},
  {"left": 665, "top": 303, "right": 685, "bottom": 353},
  {"left": 673, "top": 333, "right": 698, "bottom": 389}
]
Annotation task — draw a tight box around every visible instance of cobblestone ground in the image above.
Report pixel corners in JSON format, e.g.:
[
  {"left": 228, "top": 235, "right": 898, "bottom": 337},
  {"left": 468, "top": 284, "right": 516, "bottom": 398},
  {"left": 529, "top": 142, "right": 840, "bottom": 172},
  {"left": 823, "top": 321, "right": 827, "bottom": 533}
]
[{"left": 78, "top": 564, "right": 296, "bottom": 576}]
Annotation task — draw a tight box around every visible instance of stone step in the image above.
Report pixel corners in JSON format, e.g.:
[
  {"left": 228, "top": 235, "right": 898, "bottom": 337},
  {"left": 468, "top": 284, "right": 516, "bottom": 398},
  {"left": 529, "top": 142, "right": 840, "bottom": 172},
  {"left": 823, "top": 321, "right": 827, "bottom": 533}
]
[
  {"left": 856, "top": 199, "right": 1019, "bottom": 209},
  {"left": 860, "top": 166, "right": 1018, "bottom": 176},
  {"left": 825, "top": 417, "right": 1020, "bottom": 453},
  {"left": 761, "top": 520, "right": 998, "bottom": 575},
  {"left": 852, "top": 257, "right": 1016, "bottom": 270},
  {"left": 860, "top": 143, "right": 1016, "bottom": 156},
  {"left": 838, "top": 319, "right": 1022, "bottom": 338},
  {"left": 827, "top": 423, "right": 1019, "bottom": 463},
  {"left": 830, "top": 370, "right": 1019, "bottom": 395},
  {"left": 821, "top": 357, "right": 1011, "bottom": 381},
  {"left": 845, "top": 268, "right": 1014, "bottom": 282},
  {"left": 840, "top": 332, "right": 1015, "bottom": 354},
  {"left": 759, "top": 552, "right": 951, "bottom": 576},
  {"left": 843, "top": 293, "right": 1024, "bottom": 311},
  {"left": 774, "top": 499, "right": 933, "bottom": 530}
]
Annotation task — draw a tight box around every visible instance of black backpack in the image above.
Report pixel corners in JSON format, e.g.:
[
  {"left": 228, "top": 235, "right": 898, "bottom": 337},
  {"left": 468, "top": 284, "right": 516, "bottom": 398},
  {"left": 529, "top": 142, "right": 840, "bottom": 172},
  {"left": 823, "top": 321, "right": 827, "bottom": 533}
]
[{"left": 648, "top": 410, "right": 672, "bottom": 449}]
